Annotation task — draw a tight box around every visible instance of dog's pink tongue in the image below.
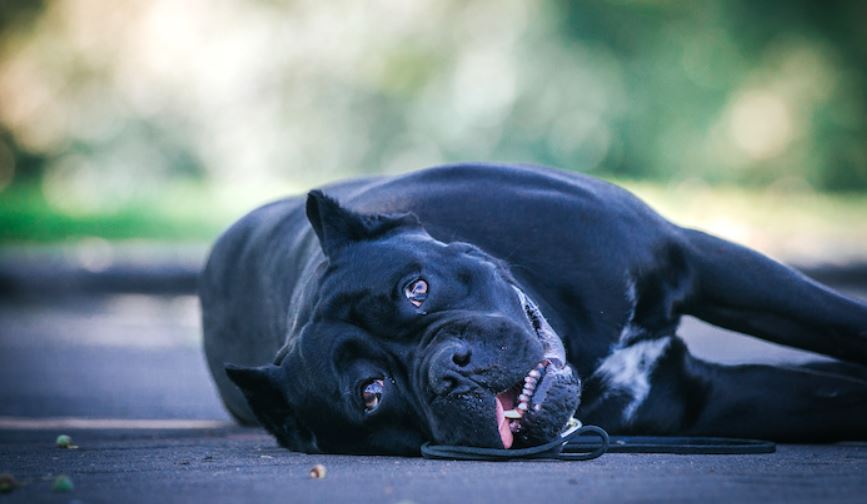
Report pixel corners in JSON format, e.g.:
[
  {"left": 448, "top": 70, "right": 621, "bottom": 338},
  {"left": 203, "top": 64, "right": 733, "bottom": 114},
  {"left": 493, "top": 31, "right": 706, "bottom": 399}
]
[{"left": 495, "top": 394, "right": 514, "bottom": 449}]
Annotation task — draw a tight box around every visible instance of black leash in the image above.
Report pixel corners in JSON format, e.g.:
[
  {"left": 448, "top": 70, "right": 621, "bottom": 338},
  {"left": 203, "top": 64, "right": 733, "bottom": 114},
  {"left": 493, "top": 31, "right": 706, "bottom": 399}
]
[
  {"left": 584, "top": 434, "right": 775, "bottom": 455},
  {"left": 421, "top": 424, "right": 775, "bottom": 461}
]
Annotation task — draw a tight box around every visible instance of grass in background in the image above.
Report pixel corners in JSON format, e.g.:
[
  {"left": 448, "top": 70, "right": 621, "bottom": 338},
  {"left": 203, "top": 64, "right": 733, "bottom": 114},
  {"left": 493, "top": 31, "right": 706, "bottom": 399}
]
[
  {"left": 1, "top": 180, "right": 865, "bottom": 266},
  {"left": 0, "top": 182, "right": 303, "bottom": 243},
  {"left": 0, "top": 184, "right": 225, "bottom": 242}
]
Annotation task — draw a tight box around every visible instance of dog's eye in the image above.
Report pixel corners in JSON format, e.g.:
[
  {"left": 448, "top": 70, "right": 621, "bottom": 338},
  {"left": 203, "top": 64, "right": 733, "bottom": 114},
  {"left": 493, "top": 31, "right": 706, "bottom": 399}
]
[
  {"left": 362, "top": 378, "right": 384, "bottom": 412},
  {"left": 404, "top": 278, "right": 429, "bottom": 307}
]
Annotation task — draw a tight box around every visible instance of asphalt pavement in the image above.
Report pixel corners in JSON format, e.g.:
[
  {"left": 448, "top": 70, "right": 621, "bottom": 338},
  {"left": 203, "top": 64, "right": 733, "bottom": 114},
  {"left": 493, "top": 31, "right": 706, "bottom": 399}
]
[{"left": 1, "top": 287, "right": 866, "bottom": 503}]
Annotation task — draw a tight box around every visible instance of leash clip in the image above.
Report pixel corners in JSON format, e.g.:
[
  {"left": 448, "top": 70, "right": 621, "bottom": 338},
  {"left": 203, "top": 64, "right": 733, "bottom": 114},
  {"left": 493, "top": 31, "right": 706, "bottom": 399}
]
[{"left": 559, "top": 417, "right": 583, "bottom": 438}]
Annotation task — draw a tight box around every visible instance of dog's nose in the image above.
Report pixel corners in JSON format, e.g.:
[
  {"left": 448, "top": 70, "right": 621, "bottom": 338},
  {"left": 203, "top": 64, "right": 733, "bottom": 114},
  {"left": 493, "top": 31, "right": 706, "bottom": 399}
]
[
  {"left": 428, "top": 341, "right": 473, "bottom": 395},
  {"left": 450, "top": 345, "right": 472, "bottom": 367}
]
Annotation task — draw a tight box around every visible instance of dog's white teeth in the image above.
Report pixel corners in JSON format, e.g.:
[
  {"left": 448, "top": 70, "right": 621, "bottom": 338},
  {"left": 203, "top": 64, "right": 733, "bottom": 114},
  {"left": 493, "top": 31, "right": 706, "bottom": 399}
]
[
  {"left": 503, "top": 409, "right": 523, "bottom": 419},
  {"left": 501, "top": 360, "right": 549, "bottom": 429}
]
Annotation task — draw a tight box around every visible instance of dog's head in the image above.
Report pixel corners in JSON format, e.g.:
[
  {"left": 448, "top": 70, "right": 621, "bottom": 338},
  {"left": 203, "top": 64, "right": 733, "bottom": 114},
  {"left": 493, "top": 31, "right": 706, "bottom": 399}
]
[{"left": 226, "top": 191, "right": 581, "bottom": 454}]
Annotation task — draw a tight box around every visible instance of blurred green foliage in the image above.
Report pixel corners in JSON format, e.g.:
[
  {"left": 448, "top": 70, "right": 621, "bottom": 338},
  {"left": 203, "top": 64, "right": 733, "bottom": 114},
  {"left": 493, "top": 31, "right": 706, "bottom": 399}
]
[
  {"left": 0, "top": 0, "right": 865, "bottom": 245},
  {"left": 0, "top": 183, "right": 226, "bottom": 242},
  {"left": 550, "top": 0, "right": 867, "bottom": 190}
]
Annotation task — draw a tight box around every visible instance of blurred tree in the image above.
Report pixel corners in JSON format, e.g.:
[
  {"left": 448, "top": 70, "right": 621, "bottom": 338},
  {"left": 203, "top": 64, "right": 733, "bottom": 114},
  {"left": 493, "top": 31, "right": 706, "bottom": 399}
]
[
  {"left": 552, "top": 0, "right": 867, "bottom": 190},
  {"left": 0, "top": 0, "right": 45, "bottom": 34},
  {"left": 0, "top": 0, "right": 864, "bottom": 203},
  {"left": 0, "top": 0, "right": 49, "bottom": 186}
]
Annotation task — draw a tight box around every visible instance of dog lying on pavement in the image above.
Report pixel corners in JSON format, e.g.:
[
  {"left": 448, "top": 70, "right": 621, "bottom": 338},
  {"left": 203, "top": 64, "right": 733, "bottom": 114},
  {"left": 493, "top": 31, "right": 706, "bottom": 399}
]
[{"left": 200, "top": 163, "right": 867, "bottom": 454}]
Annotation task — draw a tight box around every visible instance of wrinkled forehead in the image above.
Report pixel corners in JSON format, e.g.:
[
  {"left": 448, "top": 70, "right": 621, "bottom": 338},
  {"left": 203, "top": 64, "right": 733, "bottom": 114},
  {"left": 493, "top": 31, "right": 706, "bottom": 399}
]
[
  {"left": 317, "top": 234, "right": 507, "bottom": 302},
  {"left": 323, "top": 233, "right": 447, "bottom": 284}
]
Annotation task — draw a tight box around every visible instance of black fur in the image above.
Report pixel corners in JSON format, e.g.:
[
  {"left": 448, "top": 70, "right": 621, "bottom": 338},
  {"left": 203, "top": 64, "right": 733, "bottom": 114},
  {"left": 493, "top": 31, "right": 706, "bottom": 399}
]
[{"left": 200, "top": 163, "right": 867, "bottom": 454}]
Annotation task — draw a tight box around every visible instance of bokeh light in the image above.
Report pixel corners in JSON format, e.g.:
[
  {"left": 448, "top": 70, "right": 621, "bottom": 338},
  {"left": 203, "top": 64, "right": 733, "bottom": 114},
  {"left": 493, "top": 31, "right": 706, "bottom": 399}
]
[{"left": 0, "top": 0, "right": 864, "bottom": 260}]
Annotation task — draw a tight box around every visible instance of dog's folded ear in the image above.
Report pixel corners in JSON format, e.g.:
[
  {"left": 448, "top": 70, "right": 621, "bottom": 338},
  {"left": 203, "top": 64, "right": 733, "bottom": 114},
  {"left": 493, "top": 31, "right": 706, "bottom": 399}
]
[
  {"left": 225, "top": 363, "right": 318, "bottom": 452},
  {"left": 306, "top": 190, "right": 420, "bottom": 257}
]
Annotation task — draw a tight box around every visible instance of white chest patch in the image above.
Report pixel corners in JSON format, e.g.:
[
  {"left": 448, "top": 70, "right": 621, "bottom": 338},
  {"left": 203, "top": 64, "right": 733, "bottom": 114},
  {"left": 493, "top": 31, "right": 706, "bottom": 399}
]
[{"left": 594, "top": 336, "right": 673, "bottom": 423}]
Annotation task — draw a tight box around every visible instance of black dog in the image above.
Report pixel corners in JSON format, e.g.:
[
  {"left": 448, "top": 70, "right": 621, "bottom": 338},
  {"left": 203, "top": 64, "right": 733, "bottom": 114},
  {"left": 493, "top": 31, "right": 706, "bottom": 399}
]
[{"left": 200, "top": 163, "right": 867, "bottom": 454}]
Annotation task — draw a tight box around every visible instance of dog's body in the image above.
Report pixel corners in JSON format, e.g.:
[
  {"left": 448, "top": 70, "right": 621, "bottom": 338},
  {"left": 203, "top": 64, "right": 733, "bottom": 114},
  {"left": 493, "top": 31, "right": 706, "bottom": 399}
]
[{"left": 201, "top": 163, "right": 867, "bottom": 454}]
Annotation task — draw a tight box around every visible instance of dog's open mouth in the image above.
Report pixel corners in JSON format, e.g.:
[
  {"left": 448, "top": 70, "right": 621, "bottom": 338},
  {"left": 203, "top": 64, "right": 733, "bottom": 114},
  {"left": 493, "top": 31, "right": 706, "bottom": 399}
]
[
  {"left": 495, "top": 359, "right": 558, "bottom": 448},
  {"left": 494, "top": 288, "right": 575, "bottom": 449}
]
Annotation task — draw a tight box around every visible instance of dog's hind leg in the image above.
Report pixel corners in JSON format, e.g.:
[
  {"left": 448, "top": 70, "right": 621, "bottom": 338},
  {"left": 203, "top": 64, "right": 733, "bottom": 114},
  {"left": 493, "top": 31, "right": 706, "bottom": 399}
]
[
  {"left": 799, "top": 360, "right": 867, "bottom": 382},
  {"left": 678, "top": 228, "right": 867, "bottom": 365},
  {"left": 683, "top": 358, "right": 867, "bottom": 442},
  {"left": 580, "top": 336, "right": 867, "bottom": 441}
]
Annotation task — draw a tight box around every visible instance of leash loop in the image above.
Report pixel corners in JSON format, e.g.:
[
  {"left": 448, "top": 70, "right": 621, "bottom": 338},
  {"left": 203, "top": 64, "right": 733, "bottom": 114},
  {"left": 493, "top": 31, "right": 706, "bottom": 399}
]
[{"left": 420, "top": 425, "right": 609, "bottom": 461}]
